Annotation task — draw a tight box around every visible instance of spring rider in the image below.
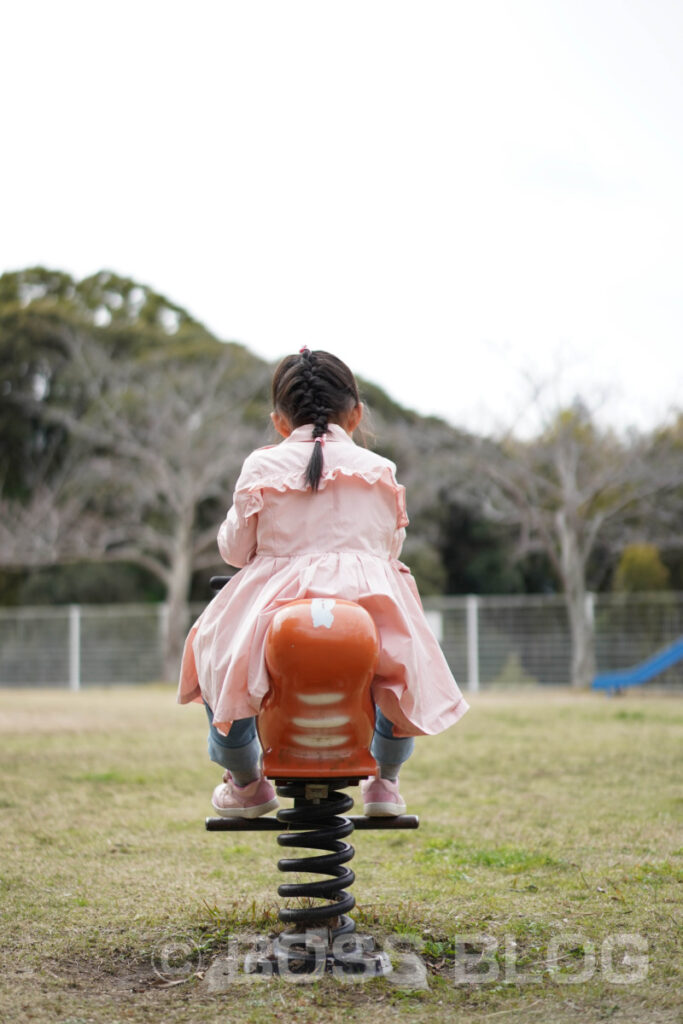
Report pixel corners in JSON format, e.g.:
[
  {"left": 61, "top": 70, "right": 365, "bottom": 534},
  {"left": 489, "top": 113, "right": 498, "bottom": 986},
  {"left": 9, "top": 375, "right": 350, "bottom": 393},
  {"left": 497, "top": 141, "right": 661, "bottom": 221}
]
[{"left": 205, "top": 586, "right": 419, "bottom": 977}]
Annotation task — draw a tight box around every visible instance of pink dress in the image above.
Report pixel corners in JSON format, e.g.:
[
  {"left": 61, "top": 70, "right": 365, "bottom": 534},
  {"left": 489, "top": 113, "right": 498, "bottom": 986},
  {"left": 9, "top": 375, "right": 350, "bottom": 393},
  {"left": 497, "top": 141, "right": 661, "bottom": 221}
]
[{"left": 177, "top": 423, "right": 469, "bottom": 737}]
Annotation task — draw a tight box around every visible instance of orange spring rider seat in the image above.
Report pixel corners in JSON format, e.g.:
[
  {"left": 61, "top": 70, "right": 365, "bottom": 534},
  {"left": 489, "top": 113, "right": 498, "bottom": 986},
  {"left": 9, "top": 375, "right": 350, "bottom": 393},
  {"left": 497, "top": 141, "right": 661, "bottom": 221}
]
[{"left": 259, "top": 598, "right": 379, "bottom": 780}]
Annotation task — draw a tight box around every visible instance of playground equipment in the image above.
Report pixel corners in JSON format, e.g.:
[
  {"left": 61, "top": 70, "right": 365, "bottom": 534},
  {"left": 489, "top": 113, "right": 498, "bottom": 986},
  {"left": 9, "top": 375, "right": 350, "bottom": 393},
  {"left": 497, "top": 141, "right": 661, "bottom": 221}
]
[
  {"left": 592, "top": 635, "right": 683, "bottom": 692},
  {"left": 205, "top": 585, "right": 418, "bottom": 977}
]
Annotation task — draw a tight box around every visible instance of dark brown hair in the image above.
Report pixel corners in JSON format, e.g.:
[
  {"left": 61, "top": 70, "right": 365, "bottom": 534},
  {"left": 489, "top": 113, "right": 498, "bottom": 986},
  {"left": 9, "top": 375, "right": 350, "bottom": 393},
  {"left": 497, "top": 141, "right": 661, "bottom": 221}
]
[{"left": 271, "top": 349, "right": 360, "bottom": 490}]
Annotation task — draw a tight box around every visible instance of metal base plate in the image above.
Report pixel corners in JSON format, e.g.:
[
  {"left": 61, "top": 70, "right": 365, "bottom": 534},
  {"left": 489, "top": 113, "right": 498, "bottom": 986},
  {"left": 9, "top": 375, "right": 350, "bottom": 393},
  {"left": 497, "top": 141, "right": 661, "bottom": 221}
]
[{"left": 244, "top": 924, "right": 392, "bottom": 980}]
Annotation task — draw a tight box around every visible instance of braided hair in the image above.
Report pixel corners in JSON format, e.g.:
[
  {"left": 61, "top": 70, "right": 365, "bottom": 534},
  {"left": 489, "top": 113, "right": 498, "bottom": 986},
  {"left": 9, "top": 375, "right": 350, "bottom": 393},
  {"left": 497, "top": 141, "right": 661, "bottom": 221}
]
[{"left": 271, "top": 349, "right": 361, "bottom": 491}]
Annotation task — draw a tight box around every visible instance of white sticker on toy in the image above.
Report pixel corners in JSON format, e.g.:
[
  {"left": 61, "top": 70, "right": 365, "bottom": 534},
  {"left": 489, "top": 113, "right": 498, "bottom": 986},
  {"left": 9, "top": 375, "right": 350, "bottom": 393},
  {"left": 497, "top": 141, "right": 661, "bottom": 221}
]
[{"left": 310, "top": 598, "right": 335, "bottom": 629}]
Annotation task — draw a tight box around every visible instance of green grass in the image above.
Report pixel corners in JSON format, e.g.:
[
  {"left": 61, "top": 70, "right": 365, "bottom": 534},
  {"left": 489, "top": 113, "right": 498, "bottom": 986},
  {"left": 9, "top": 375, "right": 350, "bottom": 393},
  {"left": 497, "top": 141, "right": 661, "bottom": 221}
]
[{"left": 0, "top": 686, "right": 680, "bottom": 1023}]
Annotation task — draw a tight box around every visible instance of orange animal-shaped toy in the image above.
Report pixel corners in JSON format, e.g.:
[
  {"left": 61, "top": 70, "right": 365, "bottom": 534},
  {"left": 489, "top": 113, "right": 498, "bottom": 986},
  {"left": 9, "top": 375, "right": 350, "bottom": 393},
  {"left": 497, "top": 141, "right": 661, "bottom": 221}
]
[{"left": 259, "top": 598, "right": 379, "bottom": 779}]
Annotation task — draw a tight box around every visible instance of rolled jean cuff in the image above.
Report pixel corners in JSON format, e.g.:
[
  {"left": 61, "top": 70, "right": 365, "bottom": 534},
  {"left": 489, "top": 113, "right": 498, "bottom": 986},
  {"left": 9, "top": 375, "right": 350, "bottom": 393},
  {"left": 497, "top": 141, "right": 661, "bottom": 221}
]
[
  {"left": 203, "top": 701, "right": 261, "bottom": 773},
  {"left": 208, "top": 734, "right": 261, "bottom": 772},
  {"left": 371, "top": 707, "right": 415, "bottom": 766}
]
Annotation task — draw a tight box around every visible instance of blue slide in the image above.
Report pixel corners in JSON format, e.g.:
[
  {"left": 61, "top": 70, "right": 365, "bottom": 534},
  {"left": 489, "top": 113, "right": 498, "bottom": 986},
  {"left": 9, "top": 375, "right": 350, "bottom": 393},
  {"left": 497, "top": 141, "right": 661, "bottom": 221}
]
[{"left": 592, "top": 635, "right": 683, "bottom": 691}]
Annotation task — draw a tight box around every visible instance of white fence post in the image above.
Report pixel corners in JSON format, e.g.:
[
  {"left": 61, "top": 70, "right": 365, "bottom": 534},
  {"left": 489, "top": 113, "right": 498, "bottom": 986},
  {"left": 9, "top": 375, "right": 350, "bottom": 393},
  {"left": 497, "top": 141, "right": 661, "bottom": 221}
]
[
  {"left": 424, "top": 609, "right": 443, "bottom": 643},
  {"left": 69, "top": 604, "right": 81, "bottom": 692},
  {"left": 466, "top": 594, "right": 480, "bottom": 693}
]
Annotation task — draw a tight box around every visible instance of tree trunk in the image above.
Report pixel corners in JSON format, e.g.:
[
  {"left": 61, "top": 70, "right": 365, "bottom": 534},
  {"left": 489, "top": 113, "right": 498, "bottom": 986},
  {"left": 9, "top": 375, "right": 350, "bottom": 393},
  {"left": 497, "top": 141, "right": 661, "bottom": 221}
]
[
  {"left": 565, "top": 586, "right": 596, "bottom": 688},
  {"left": 557, "top": 513, "right": 596, "bottom": 687},
  {"left": 162, "top": 511, "right": 195, "bottom": 682}
]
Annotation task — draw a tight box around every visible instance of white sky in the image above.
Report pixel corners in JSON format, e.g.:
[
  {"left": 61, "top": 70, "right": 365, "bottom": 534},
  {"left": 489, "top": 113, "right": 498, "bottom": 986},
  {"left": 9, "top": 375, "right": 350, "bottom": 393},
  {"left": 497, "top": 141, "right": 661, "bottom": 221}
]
[{"left": 3, "top": 0, "right": 682, "bottom": 435}]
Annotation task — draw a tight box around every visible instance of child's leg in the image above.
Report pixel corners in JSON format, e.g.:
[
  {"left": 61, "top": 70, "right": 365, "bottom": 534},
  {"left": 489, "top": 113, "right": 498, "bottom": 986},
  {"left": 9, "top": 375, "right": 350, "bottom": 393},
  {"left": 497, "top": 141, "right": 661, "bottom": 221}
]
[
  {"left": 371, "top": 708, "right": 414, "bottom": 781},
  {"left": 362, "top": 708, "right": 412, "bottom": 816},
  {"left": 203, "top": 700, "right": 278, "bottom": 819},
  {"left": 203, "top": 701, "right": 262, "bottom": 785}
]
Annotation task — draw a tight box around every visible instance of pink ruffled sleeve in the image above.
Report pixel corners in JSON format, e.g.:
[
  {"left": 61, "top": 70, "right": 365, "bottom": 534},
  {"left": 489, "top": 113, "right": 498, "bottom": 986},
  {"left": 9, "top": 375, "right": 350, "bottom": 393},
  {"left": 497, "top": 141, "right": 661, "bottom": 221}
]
[
  {"left": 217, "top": 501, "right": 258, "bottom": 567},
  {"left": 390, "top": 525, "right": 406, "bottom": 559},
  {"left": 216, "top": 452, "right": 269, "bottom": 567}
]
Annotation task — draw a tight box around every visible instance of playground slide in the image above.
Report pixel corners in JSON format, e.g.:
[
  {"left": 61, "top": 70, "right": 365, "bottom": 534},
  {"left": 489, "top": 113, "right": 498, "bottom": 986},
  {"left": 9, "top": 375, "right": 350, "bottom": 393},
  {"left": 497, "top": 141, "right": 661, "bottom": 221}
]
[{"left": 592, "top": 635, "right": 683, "bottom": 690}]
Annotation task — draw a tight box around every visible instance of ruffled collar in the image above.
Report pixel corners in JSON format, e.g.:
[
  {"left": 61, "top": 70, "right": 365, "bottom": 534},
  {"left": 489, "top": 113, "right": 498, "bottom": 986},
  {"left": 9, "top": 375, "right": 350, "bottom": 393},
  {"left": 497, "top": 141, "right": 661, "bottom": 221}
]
[{"left": 284, "top": 423, "right": 355, "bottom": 445}]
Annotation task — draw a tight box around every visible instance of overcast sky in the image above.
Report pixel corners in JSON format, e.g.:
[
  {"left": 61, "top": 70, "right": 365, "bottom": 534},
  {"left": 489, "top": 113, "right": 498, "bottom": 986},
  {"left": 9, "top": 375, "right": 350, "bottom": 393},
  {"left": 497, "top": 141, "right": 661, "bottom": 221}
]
[{"left": 3, "top": 0, "right": 682, "bottom": 435}]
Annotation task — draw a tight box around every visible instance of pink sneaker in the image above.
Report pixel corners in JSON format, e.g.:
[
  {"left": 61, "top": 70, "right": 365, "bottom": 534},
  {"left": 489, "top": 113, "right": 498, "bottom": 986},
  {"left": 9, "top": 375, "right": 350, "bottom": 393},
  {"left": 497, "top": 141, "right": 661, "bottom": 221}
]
[
  {"left": 360, "top": 776, "right": 407, "bottom": 816},
  {"left": 211, "top": 771, "right": 279, "bottom": 819}
]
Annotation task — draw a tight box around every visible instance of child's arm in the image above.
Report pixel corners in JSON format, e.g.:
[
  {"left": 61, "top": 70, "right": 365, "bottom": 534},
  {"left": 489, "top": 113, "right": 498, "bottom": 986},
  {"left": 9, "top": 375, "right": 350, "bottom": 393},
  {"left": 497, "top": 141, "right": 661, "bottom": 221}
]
[
  {"left": 217, "top": 500, "right": 258, "bottom": 568},
  {"left": 387, "top": 464, "right": 408, "bottom": 559},
  {"left": 390, "top": 526, "right": 406, "bottom": 560}
]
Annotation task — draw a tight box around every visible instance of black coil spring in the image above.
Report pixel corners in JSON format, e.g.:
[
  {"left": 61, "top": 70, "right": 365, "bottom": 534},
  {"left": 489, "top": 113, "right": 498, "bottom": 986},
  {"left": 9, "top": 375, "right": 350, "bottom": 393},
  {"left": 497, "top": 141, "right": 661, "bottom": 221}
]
[{"left": 275, "top": 785, "right": 356, "bottom": 925}]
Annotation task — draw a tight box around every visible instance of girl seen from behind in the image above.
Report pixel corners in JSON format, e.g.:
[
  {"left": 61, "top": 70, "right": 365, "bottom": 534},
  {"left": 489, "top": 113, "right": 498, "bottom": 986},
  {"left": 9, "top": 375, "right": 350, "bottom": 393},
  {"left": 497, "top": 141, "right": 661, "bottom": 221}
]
[{"left": 178, "top": 348, "right": 468, "bottom": 817}]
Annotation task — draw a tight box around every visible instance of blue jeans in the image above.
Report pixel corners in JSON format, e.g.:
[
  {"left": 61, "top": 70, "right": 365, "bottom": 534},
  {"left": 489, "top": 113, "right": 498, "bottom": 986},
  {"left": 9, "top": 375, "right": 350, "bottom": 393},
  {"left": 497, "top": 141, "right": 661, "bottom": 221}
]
[{"left": 204, "top": 701, "right": 414, "bottom": 773}]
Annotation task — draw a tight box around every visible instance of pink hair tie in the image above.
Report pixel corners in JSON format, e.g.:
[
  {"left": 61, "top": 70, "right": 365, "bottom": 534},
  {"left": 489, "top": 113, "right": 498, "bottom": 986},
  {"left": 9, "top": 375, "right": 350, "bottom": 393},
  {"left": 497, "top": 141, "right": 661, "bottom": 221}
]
[{"left": 299, "top": 345, "right": 310, "bottom": 354}]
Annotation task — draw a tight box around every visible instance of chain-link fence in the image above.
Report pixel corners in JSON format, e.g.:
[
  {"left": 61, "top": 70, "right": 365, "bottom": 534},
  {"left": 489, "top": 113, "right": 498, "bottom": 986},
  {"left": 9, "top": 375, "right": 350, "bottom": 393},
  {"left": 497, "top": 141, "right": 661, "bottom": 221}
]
[
  {"left": 0, "top": 604, "right": 167, "bottom": 688},
  {"left": 424, "top": 594, "right": 575, "bottom": 688},
  {"left": 423, "top": 592, "right": 683, "bottom": 689},
  {"left": 1, "top": 593, "right": 682, "bottom": 690}
]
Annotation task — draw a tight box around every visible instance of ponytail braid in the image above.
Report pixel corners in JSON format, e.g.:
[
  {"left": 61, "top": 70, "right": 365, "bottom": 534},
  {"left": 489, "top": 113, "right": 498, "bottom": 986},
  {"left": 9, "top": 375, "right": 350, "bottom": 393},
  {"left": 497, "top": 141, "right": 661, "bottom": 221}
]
[
  {"left": 300, "top": 349, "right": 328, "bottom": 491},
  {"left": 271, "top": 349, "right": 361, "bottom": 493}
]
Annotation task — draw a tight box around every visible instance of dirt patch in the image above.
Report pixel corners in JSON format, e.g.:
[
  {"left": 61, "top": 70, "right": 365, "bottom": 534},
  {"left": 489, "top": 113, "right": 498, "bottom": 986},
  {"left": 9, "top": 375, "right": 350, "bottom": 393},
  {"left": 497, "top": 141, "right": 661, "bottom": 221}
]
[
  {"left": 4, "top": 950, "right": 680, "bottom": 1024},
  {"left": 3, "top": 933, "right": 681, "bottom": 1024}
]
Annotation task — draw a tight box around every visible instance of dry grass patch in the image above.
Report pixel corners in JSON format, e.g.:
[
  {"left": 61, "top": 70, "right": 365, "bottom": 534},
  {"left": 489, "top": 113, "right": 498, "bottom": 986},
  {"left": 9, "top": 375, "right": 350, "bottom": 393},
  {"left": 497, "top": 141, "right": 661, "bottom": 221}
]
[{"left": 0, "top": 685, "right": 680, "bottom": 1023}]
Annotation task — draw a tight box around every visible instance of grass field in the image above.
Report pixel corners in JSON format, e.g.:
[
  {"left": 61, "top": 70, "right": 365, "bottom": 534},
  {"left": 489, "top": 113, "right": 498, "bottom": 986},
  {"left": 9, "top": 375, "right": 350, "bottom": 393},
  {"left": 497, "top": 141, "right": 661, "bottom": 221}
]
[{"left": 0, "top": 686, "right": 680, "bottom": 1024}]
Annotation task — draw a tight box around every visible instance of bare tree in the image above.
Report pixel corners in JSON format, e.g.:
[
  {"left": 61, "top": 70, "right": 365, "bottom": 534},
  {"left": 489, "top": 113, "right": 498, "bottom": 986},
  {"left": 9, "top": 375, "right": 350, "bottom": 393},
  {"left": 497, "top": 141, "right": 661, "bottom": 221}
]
[
  {"left": 11, "top": 327, "right": 270, "bottom": 678},
  {"left": 0, "top": 460, "right": 107, "bottom": 569},
  {"left": 469, "top": 400, "right": 683, "bottom": 686},
  {"left": 363, "top": 389, "right": 471, "bottom": 593}
]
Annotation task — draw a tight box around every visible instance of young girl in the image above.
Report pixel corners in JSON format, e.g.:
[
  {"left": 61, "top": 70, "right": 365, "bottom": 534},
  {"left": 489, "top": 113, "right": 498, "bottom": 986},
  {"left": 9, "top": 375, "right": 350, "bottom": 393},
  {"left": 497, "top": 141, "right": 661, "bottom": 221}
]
[{"left": 178, "top": 349, "right": 469, "bottom": 818}]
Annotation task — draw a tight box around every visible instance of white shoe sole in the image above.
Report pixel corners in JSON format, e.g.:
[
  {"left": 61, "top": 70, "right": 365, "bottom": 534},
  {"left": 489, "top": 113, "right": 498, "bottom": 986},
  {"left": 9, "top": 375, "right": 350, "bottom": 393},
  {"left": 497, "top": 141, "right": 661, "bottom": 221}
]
[
  {"left": 211, "top": 796, "right": 279, "bottom": 819},
  {"left": 363, "top": 800, "right": 407, "bottom": 817}
]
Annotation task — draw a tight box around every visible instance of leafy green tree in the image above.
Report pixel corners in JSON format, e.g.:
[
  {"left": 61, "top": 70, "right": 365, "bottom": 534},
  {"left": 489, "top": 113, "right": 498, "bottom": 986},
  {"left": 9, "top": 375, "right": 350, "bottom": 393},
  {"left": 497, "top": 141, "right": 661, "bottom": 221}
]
[
  {"left": 613, "top": 544, "right": 670, "bottom": 592},
  {"left": 649, "top": 413, "right": 683, "bottom": 589},
  {"left": 432, "top": 500, "right": 528, "bottom": 594}
]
